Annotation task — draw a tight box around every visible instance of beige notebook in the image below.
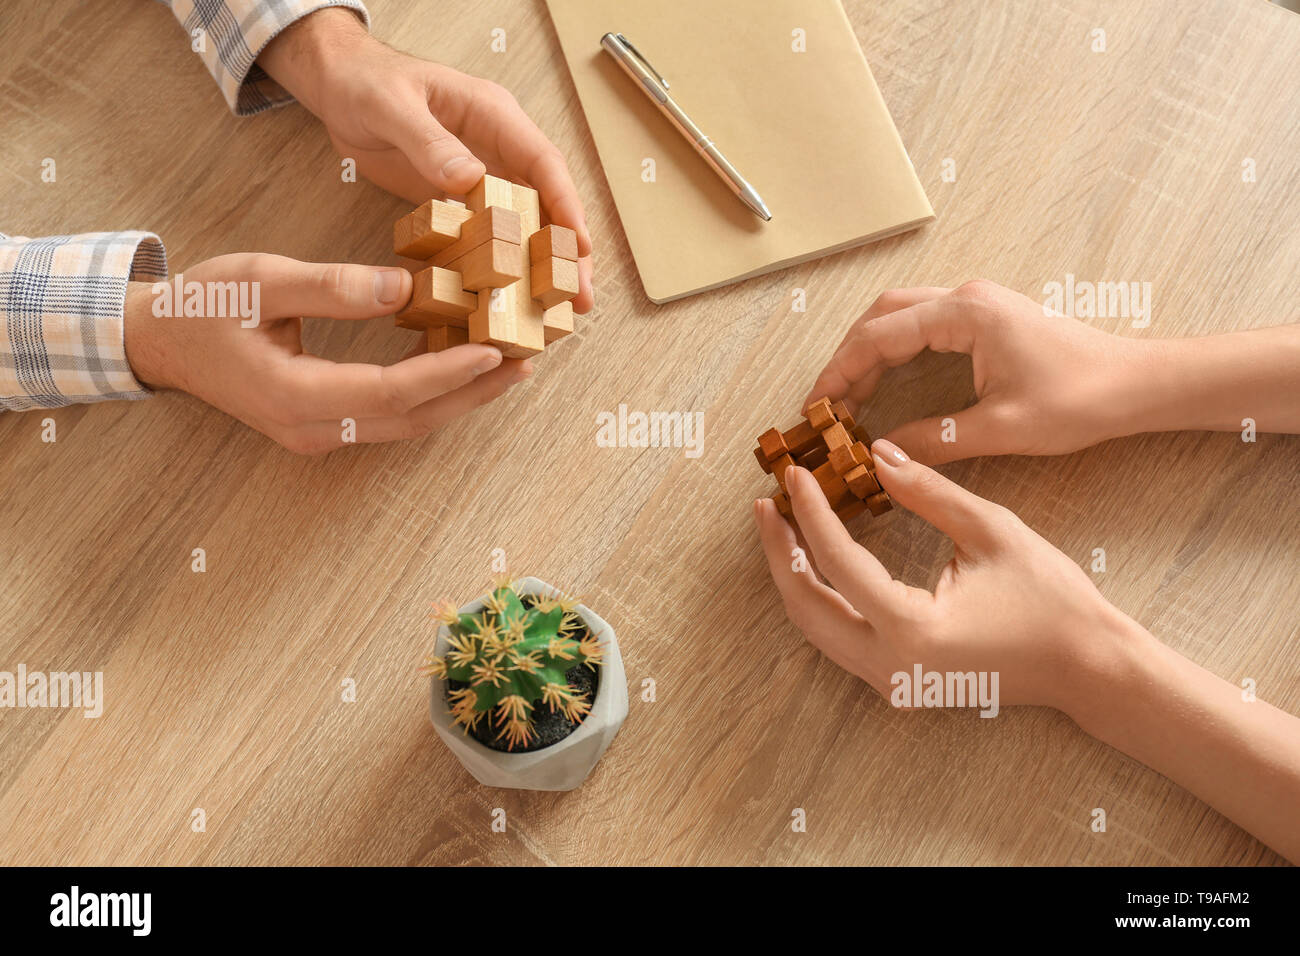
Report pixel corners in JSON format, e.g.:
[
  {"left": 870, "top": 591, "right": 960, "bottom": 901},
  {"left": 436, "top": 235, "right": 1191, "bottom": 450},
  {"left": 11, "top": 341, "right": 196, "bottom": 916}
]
[{"left": 545, "top": 0, "right": 934, "bottom": 303}]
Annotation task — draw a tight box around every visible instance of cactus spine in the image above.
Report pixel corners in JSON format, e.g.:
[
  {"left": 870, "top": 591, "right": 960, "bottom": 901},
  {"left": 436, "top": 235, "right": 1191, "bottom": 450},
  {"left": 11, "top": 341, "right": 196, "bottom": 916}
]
[{"left": 422, "top": 580, "right": 603, "bottom": 751}]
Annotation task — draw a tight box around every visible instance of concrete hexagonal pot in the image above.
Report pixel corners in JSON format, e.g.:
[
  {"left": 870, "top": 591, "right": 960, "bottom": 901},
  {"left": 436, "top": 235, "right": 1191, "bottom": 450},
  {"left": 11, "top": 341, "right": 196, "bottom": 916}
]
[{"left": 428, "top": 576, "right": 628, "bottom": 791}]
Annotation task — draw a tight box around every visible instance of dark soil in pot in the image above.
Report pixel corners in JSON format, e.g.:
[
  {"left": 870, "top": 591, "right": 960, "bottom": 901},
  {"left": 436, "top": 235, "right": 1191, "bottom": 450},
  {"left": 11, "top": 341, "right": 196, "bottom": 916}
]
[{"left": 444, "top": 599, "right": 601, "bottom": 754}]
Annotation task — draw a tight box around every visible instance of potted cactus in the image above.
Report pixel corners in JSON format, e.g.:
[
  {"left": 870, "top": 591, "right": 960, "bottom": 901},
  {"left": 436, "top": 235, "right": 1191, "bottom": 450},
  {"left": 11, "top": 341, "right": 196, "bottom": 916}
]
[{"left": 422, "top": 577, "right": 628, "bottom": 791}]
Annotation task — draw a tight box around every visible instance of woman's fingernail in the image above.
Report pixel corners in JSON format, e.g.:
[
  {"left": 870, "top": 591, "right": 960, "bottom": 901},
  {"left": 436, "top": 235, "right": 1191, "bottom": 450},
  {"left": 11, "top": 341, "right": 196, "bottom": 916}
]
[
  {"left": 374, "top": 269, "right": 405, "bottom": 304},
  {"left": 442, "top": 155, "right": 480, "bottom": 178},
  {"left": 872, "top": 438, "right": 909, "bottom": 466}
]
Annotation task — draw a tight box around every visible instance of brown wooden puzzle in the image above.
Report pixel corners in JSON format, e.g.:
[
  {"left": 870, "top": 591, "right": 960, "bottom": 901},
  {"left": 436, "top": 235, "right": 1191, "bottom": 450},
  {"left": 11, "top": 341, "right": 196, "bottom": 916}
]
[
  {"left": 754, "top": 397, "right": 892, "bottom": 521},
  {"left": 393, "top": 174, "right": 579, "bottom": 357}
]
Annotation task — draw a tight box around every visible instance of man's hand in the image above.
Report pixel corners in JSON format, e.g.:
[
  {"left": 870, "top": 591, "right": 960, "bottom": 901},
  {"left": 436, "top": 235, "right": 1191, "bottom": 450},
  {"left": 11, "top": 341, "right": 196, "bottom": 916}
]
[
  {"left": 258, "top": 8, "right": 594, "bottom": 313},
  {"left": 804, "top": 281, "right": 1159, "bottom": 464},
  {"left": 123, "top": 254, "right": 530, "bottom": 454}
]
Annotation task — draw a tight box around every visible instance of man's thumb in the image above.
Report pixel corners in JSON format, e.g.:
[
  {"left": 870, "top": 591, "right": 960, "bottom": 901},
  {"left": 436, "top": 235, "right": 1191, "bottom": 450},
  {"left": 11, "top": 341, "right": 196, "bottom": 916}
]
[
  {"left": 870, "top": 439, "right": 1010, "bottom": 554},
  {"left": 394, "top": 112, "right": 486, "bottom": 195},
  {"left": 257, "top": 257, "right": 413, "bottom": 319}
]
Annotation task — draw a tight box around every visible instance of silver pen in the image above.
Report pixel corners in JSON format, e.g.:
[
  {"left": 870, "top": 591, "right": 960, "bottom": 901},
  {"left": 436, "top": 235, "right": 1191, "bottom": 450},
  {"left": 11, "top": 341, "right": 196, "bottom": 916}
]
[{"left": 600, "top": 32, "right": 771, "bottom": 221}]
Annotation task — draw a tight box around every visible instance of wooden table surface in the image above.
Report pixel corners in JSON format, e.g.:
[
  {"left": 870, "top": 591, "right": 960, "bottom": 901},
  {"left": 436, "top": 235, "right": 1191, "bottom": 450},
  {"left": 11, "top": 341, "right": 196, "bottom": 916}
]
[{"left": 1, "top": 0, "right": 1297, "bottom": 866}]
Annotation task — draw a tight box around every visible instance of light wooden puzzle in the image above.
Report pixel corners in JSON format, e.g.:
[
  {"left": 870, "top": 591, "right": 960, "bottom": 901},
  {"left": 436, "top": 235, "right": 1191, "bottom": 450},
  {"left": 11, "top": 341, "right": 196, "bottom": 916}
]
[
  {"left": 393, "top": 174, "right": 579, "bottom": 356},
  {"left": 754, "top": 397, "right": 892, "bottom": 521}
]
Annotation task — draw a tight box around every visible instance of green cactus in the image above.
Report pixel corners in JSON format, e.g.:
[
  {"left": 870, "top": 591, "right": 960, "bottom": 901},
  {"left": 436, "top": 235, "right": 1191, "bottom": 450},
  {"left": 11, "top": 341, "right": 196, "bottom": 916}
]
[{"left": 422, "top": 579, "right": 603, "bottom": 751}]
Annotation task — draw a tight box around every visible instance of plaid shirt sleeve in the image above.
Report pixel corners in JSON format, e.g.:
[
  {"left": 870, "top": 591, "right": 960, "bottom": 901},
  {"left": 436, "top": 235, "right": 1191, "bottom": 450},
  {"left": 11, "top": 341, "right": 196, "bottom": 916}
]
[
  {"left": 162, "top": 0, "right": 370, "bottom": 116},
  {"left": 0, "top": 232, "right": 168, "bottom": 411}
]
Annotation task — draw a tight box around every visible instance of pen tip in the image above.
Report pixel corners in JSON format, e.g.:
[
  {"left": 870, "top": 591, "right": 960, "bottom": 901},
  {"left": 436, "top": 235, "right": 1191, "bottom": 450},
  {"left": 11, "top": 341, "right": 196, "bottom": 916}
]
[{"left": 740, "top": 186, "right": 771, "bottom": 221}]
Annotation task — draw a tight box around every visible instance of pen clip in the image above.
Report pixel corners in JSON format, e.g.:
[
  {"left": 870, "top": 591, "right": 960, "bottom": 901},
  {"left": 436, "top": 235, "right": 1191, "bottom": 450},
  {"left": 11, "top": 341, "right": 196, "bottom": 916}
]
[{"left": 615, "top": 33, "right": 669, "bottom": 90}]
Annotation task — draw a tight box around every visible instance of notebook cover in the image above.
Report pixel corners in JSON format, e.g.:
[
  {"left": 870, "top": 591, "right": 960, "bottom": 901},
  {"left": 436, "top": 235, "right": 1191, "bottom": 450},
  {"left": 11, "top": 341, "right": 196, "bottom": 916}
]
[{"left": 545, "top": 0, "right": 934, "bottom": 303}]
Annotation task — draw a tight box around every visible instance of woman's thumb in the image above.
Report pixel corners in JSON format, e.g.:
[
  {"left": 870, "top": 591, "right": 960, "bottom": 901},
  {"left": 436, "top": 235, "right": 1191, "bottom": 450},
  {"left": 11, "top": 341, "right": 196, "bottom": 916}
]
[{"left": 870, "top": 439, "right": 1011, "bottom": 554}]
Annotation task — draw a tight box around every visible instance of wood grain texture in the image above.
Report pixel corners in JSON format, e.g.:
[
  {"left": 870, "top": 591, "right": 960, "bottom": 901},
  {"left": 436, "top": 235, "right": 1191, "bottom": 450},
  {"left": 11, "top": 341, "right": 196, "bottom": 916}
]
[{"left": 0, "top": 0, "right": 1297, "bottom": 866}]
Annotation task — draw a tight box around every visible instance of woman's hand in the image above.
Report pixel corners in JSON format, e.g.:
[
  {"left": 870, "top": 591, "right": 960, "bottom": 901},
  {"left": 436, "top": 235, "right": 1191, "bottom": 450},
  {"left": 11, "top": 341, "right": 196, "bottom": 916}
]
[
  {"left": 258, "top": 8, "right": 593, "bottom": 313},
  {"left": 753, "top": 439, "right": 1135, "bottom": 716},
  {"left": 754, "top": 439, "right": 1300, "bottom": 862},
  {"left": 123, "top": 254, "right": 530, "bottom": 454},
  {"left": 804, "top": 281, "right": 1158, "bottom": 464}
]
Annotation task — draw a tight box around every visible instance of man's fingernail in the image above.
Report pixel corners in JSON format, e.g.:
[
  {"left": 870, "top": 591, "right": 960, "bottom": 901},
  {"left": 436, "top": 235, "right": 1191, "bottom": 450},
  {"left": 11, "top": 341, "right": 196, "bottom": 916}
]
[
  {"left": 442, "top": 155, "right": 480, "bottom": 179},
  {"left": 473, "top": 350, "right": 503, "bottom": 375},
  {"left": 374, "top": 269, "right": 405, "bottom": 304},
  {"left": 512, "top": 360, "right": 534, "bottom": 381},
  {"left": 872, "top": 439, "right": 909, "bottom": 466}
]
